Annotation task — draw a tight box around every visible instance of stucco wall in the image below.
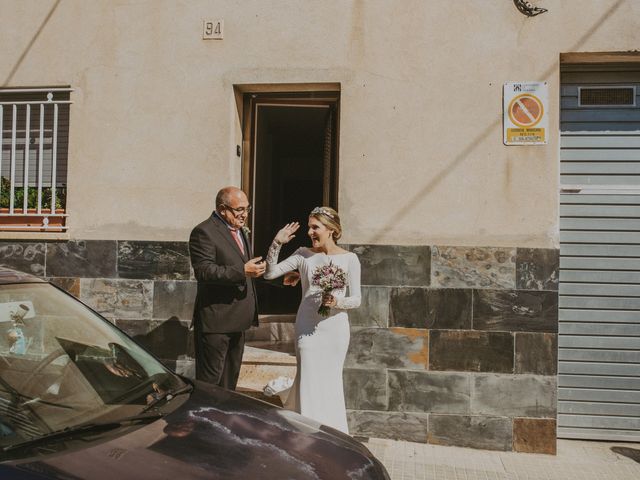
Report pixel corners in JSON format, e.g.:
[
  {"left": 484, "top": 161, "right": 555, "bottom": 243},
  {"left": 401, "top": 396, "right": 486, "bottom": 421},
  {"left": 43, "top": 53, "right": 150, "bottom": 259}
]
[{"left": 1, "top": 0, "right": 638, "bottom": 246}]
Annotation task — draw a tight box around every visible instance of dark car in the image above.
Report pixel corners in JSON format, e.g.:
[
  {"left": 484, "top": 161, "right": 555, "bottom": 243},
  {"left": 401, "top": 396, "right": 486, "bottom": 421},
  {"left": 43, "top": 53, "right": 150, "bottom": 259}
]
[{"left": 0, "top": 268, "right": 389, "bottom": 479}]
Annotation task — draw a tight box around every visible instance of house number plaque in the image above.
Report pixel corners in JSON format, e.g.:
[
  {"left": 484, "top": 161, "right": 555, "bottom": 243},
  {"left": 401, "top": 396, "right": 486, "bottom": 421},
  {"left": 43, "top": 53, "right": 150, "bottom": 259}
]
[{"left": 203, "top": 19, "right": 223, "bottom": 40}]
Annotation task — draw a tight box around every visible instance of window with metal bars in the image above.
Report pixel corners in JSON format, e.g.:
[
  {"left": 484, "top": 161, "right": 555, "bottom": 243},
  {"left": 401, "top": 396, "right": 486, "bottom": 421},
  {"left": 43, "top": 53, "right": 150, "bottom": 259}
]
[{"left": 0, "top": 87, "right": 70, "bottom": 231}]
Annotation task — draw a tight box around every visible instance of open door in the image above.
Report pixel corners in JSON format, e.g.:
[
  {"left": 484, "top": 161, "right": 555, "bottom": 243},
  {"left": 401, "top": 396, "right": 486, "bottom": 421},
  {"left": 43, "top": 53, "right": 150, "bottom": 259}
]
[{"left": 241, "top": 90, "right": 340, "bottom": 315}]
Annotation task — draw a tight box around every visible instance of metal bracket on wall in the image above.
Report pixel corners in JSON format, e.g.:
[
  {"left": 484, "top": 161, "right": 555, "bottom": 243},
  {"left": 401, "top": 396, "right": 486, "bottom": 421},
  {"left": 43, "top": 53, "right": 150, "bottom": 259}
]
[{"left": 513, "top": 0, "right": 548, "bottom": 17}]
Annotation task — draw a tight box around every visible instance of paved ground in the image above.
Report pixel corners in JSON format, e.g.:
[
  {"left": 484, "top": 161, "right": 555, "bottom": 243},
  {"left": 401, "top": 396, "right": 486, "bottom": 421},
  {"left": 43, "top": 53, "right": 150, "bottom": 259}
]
[{"left": 363, "top": 438, "right": 640, "bottom": 480}]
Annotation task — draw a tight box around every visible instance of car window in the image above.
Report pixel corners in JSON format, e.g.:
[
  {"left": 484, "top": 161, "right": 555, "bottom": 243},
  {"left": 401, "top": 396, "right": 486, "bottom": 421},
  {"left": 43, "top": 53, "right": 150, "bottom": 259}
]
[{"left": 0, "top": 283, "right": 186, "bottom": 449}]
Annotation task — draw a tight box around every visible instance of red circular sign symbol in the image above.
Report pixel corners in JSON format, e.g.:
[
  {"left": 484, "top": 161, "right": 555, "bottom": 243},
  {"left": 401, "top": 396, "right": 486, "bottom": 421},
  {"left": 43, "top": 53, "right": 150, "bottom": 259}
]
[{"left": 508, "top": 94, "right": 544, "bottom": 128}]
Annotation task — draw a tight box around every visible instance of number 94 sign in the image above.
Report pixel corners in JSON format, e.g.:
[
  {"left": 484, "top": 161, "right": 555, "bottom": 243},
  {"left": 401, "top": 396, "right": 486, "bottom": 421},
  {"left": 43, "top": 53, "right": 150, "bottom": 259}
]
[{"left": 203, "top": 19, "right": 223, "bottom": 40}]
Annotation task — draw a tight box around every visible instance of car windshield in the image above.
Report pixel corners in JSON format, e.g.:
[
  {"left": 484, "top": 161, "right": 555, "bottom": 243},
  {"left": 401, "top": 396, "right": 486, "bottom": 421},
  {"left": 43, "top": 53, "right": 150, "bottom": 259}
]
[{"left": 0, "top": 283, "right": 186, "bottom": 448}]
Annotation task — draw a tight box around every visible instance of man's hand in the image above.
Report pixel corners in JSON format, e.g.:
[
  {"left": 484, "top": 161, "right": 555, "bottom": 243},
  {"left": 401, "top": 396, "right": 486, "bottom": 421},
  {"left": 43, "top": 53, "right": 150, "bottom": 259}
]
[
  {"left": 284, "top": 271, "right": 300, "bottom": 286},
  {"left": 245, "top": 257, "right": 266, "bottom": 277}
]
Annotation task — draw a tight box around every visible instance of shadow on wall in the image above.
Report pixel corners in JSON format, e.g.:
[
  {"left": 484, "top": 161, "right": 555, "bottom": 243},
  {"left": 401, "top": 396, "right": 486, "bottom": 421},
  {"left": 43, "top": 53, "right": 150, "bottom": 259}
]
[
  {"left": 369, "top": 0, "right": 626, "bottom": 242},
  {"left": 4, "top": 0, "right": 62, "bottom": 86}
]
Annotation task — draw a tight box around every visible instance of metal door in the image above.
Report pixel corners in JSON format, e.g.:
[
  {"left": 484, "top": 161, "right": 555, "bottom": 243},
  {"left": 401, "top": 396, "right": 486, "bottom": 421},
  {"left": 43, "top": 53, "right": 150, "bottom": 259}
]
[{"left": 559, "top": 65, "right": 640, "bottom": 441}]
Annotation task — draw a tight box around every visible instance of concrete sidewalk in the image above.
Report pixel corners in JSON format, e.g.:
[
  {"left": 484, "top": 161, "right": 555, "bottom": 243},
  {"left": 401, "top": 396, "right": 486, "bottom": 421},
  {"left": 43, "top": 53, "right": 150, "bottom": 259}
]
[{"left": 363, "top": 438, "right": 640, "bottom": 480}]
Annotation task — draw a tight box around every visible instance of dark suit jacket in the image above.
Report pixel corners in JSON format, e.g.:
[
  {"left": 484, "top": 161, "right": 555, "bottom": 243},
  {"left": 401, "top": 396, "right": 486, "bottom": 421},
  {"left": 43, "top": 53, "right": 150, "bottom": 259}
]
[{"left": 189, "top": 213, "right": 258, "bottom": 333}]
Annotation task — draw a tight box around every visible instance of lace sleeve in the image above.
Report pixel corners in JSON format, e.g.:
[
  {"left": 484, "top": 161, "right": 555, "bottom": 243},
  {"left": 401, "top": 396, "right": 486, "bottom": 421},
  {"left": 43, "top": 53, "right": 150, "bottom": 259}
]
[
  {"left": 263, "top": 241, "right": 302, "bottom": 279},
  {"left": 265, "top": 240, "right": 282, "bottom": 266},
  {"left": 335, "top": 254, "right": 361, "bottom": 310}
]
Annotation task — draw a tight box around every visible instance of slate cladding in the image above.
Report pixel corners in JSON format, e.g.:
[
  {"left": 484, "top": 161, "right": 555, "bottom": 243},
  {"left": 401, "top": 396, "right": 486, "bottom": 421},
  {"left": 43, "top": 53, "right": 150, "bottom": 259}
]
[
  {"left": 0, "top": 240, "right": 558, "bottom": 453},
  {"left": 344, "top": 244, "right": 558, "bottom": 454}
]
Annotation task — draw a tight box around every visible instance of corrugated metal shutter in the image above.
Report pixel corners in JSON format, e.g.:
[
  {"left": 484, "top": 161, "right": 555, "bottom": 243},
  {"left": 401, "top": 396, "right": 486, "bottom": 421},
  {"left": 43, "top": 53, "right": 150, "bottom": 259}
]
[{"left": 559, "top": 65, "right": 640, "bottom": 441}]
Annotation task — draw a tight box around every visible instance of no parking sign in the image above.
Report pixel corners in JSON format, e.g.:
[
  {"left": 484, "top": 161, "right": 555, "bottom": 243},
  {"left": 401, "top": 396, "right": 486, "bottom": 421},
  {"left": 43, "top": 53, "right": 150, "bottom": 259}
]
[{"left": 503, "top": 82, "right": 548, "bottom": 145}]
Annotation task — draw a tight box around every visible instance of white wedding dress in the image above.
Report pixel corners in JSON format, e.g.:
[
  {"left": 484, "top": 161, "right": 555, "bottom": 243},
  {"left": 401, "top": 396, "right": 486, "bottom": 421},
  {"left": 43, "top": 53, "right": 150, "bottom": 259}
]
[{"left": 264, "top": 244, "right": 361, "bottom": 433}]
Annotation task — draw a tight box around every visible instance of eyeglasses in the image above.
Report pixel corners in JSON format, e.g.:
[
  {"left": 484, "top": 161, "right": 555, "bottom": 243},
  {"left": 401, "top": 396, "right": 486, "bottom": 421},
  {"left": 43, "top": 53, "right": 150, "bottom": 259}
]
[{"left": 223, "top": 204, "right": 252, "bottom": 215}]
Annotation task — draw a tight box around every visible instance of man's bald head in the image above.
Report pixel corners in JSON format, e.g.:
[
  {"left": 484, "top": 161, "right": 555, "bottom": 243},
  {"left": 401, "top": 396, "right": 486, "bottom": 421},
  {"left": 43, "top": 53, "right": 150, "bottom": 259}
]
[{"left": 216, "top": 186, "right": 246, "bottom": 210}]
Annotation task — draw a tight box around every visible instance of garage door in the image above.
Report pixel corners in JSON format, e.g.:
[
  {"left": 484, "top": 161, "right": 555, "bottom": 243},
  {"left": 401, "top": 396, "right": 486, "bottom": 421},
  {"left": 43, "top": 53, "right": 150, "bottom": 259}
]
[{"left": 559, "top": 65, "right": 640, "bottom": 441}]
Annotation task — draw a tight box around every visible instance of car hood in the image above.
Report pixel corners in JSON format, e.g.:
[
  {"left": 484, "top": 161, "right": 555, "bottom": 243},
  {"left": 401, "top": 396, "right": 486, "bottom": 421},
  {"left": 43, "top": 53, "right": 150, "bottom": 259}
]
[{"left": 2, "top": 381, "right": 388, "bottom": 480}]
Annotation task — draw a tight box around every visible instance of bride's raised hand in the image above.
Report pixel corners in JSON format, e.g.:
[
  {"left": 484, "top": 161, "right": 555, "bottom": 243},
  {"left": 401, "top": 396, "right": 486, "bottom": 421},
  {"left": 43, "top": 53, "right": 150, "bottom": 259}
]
[{"left": 275, "top": 222, "right": 300, "bottom": 245}]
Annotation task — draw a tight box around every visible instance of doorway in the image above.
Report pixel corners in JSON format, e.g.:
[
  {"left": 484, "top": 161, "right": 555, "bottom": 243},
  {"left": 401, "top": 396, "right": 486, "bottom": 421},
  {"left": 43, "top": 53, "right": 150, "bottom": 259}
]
[{"left": 241, "top": 90, "right": 340, "bottom": 314}]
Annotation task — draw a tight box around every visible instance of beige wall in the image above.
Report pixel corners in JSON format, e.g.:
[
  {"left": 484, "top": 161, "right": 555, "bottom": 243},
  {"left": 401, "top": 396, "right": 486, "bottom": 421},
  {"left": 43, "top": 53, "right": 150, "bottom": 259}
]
[{"left": 1, "top": 0, "right": 637, "bottom": 246}]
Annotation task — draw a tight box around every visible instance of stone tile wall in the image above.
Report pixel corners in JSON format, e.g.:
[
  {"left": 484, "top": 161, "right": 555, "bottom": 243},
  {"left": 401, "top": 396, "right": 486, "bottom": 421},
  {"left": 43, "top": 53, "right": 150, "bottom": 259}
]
[
  {"left": 344, "top": 244, "right": 559, "bottom": 454},
  {"left": 0, "top": 240, "right": 196, "bottom": 377},
  {"left": 0, "top": 240, "right": 559, "bottom": 452}
]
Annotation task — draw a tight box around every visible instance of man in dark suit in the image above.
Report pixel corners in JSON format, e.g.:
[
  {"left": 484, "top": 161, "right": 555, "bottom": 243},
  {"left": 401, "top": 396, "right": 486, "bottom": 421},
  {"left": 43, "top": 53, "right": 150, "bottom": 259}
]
[{"left": 189, "top": 186, "right": 265, "bottom": 389}]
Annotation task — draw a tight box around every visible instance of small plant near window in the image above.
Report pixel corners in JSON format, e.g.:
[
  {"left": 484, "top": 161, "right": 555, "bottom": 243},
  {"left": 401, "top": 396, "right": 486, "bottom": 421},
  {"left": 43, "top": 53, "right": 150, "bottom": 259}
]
[{"left": 0, "top": 177, "right": 66, "bottom": 211}]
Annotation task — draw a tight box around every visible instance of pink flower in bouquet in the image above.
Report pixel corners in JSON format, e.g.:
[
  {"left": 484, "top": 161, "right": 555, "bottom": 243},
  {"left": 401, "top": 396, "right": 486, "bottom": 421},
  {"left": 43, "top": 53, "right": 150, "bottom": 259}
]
[{"left": 311, "top": 262, "right": 348, "bottom": 316}]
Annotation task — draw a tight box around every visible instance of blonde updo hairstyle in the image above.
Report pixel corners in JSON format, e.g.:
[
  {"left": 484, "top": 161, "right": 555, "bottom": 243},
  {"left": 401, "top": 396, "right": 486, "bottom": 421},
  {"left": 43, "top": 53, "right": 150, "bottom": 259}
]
[{"left": 309, "top": 206, "right": 342, "bottom": 242}]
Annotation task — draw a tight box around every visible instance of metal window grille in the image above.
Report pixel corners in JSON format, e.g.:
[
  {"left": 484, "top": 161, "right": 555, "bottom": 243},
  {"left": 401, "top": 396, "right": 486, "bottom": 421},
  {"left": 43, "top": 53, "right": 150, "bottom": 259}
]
[
  {"left": 0, "top": 87, "right": 71, "bottom": 231},
  {"left": 578, "top": 87, "right": 635, "bottom": 107}
]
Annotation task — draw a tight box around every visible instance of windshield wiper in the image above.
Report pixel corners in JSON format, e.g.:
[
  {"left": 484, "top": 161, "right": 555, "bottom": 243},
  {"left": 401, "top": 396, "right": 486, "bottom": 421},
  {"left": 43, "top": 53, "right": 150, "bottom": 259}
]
[
  {"left": 2, "top": 412, "right": 163, "bottom": 454},
  {"left": 141, "top": 383, "right": 193, "bottom": 413}
]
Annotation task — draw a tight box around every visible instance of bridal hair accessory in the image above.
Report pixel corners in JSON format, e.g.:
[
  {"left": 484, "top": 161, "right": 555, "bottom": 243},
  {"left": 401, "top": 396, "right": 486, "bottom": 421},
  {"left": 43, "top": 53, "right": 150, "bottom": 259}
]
[{"left": 311, "top": 207, "right": 335, "bottom": 219}]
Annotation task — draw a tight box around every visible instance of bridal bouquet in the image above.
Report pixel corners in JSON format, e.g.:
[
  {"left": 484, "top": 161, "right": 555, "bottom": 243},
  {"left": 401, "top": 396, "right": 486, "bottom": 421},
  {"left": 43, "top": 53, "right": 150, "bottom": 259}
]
[{"left": 311, "top": 262, "right": 348, "bottom": 316}]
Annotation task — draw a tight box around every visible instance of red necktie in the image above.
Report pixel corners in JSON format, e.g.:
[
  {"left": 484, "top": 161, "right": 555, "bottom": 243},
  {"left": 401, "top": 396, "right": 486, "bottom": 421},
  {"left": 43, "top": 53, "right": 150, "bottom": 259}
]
[{"left": 231, "top": 229, "right": 245, "bottom": 255}]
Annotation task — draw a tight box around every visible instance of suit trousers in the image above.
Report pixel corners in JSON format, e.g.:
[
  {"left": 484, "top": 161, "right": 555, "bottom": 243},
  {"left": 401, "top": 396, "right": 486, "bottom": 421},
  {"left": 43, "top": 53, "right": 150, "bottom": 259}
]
[{"left": 194, "top": 328, "right": 245, "bottom": 390}]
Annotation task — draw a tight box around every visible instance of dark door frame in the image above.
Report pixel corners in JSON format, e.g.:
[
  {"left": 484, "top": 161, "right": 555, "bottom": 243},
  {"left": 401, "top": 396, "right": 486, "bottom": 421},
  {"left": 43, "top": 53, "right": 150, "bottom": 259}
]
[{"left": 237, "top": 88, "right": 341, "bottom": 239}]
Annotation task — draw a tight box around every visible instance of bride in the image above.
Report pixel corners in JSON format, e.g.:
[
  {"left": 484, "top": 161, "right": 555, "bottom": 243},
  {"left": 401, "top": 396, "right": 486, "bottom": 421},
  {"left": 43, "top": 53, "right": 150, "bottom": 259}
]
[{"left": 264, "top": 206, "right": 361, "bottom": 433}]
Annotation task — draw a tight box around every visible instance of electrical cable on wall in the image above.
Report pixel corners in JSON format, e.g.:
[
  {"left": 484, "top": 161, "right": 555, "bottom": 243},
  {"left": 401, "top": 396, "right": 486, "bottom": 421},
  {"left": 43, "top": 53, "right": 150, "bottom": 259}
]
[{"left": 513, "top": 0, "right": 548, "bottom": 17}]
